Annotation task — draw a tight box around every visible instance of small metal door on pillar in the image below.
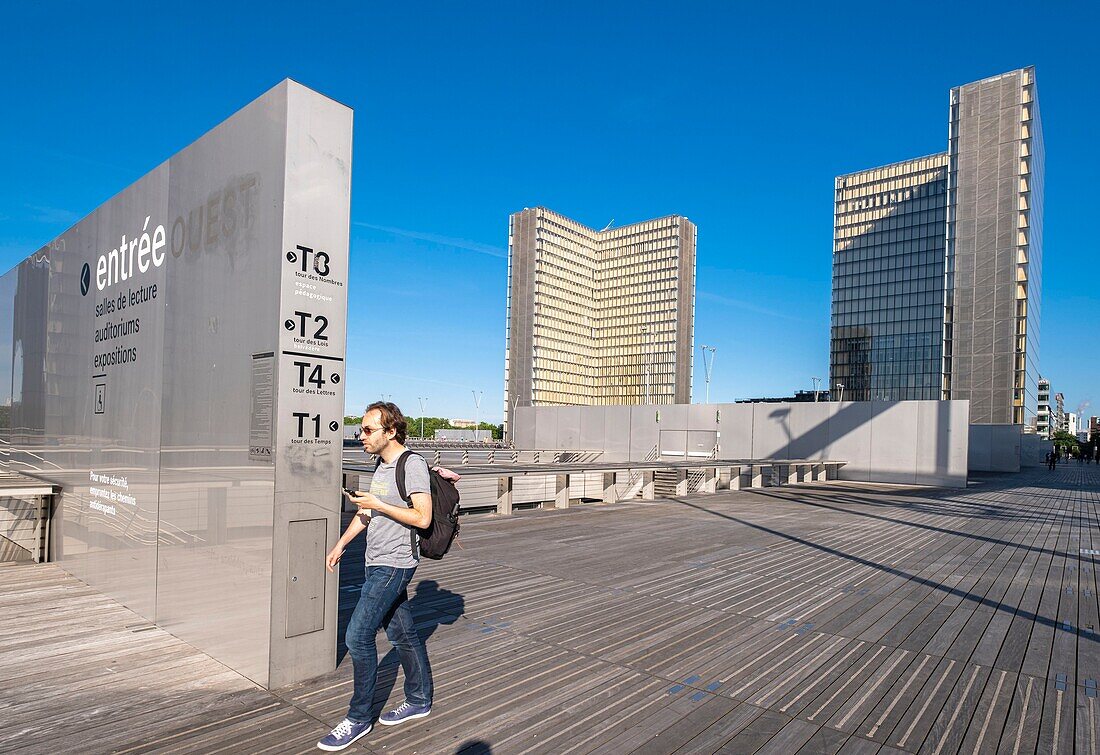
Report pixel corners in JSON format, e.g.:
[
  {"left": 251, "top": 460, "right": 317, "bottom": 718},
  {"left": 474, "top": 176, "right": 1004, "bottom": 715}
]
[{"left": 286, "top": 519, "right": 327, "bottom": 637}]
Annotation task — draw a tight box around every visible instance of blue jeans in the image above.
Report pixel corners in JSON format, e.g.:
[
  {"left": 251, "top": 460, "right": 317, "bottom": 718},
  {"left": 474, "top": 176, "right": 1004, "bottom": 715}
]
[{"left": 346, "top": 565, "right": 432, "bottom": 723}]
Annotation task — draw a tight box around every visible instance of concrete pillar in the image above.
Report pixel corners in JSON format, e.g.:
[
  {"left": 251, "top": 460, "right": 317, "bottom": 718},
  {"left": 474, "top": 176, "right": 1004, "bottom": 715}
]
[
  {"left": 825, "top": 463, "right": 839, "bottom": 480},
  {"left": 554, "top": 474, "right": 570, "bottom": 509},
  {"left": 602, "top": 472, "right": 618, "bottom": 504},
  {"left": 642, "top": 470, "right": 655, "bottom": 500},
  {"left": 717, "top": 467, "right": 730, "bottom": 490},
  {"left": 814, "top": 463, "right": 827, "bottom": 482},
  {"left": 704, "top": 467, "right": 718, "bottom": 494},
  {"left": 800, "top": 464, "right": 814, "bottom": 483},
  {"left": 729, "top": 465, "right": 742, "bottom": 491},
  {"left": 751, "top": 465, "right": 767, "bottom": 488},
  {"left": 675, "top": 468, "right": 689, "bottom": 496},
  {"left": 497, "top": 476, "right": 513, "bottom": 516},
  {"left": 787, "top": 465, "right": 800, "bottom": 485}
]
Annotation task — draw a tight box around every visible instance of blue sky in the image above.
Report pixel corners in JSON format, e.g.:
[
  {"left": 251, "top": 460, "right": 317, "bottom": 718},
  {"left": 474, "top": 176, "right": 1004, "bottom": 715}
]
[{"left": 2, "top": 1, "right": 1097, "bottom": 422}]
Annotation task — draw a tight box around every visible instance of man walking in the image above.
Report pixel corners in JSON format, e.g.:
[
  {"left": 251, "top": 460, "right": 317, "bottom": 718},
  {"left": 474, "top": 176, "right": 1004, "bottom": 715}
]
[{"left": 318, "top": 402, "right": 434, "bottom": 751}]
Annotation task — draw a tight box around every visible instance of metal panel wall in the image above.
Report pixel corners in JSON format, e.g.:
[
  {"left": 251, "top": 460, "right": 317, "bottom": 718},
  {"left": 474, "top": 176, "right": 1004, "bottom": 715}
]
[
  {"left": 915, "top": 401, "right": 968, "bottom": 485},
  {"left": 155, "top": 86, "right": 285, "bottom": 685},
  {"left": 825, "top": 402, "right": 874, "bottom": 481},
  {"left": 716, "top": 403, "right": 754, "bottom": 457},
  {"left": 628, "top": 406, "right": 659, "bottom": 460},
  {"left": 513, "top": 405, "right": 537, "bottom": 448},
  {"left": 515, "top": 401, "right": 970, "bottom": 487},
  {"left": 0, "top": 80, "right": 352, "bottom": 689},
  {"left": 268, "top": 83, "right": 352, "bottom": 686},
  {"left": 602, "top": 406, "right": 633, "bottom": 461},
  {"left": 968, "top": 424, "right": 1021, "bottom": 472},
  {"left": 867, "top": 401, "right": 920, "bottom": 484},
  {"left": 750, "top": 403, "right": 791, "bottom": 459},
  {"left": 786, "top": 401, "right": 833, "bottom": 460}
]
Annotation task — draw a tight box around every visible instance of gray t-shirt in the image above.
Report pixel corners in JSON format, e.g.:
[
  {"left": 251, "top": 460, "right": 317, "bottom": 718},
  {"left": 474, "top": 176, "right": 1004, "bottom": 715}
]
[{"left": 365, "top": 451, "right": 430, "bottom": 568}]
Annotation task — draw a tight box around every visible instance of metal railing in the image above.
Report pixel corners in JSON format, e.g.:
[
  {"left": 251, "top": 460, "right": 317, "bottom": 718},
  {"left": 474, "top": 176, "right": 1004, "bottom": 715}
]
[{"left": 355, "top": 448, "right": 605, "bottom": 467}]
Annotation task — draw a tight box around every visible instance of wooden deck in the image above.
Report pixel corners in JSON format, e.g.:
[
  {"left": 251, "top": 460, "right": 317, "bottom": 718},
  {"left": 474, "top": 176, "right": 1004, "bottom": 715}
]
[{"left": 1, "top": 464, "right": 1097, "bottom": 753}]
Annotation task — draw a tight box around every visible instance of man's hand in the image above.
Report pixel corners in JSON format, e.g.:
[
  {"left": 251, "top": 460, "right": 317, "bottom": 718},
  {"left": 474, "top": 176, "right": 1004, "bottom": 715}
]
[
  {"left": 325, "top": 544, "right": 345, "bottom": 573},
  {"left": 345, "top": 489, "right": 380, "bottom": 511}
]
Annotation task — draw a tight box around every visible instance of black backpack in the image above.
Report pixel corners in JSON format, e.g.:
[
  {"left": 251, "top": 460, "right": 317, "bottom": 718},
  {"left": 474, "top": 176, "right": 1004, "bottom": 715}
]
[{"left": 394, "top": 450, "right": 461, "bottom": 560}]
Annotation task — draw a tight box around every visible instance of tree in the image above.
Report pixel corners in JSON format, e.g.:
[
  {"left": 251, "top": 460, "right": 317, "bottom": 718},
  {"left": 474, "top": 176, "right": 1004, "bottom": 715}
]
[
  {"left": 409, "top": 417, "right": 455, "bottom": 439},
  {"left": 1051, "top": 430, "right": 1079, "bottom": 456},
  {"left": 485, "top": 422, "right": 504, "bottom": 440}
]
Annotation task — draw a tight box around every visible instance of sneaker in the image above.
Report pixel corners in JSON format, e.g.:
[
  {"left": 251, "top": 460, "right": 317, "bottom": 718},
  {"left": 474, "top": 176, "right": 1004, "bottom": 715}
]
[
  {"left": 317, "top": 718, "right": 372, "bottom": 751},
  {"left": 378, "top": 701, "right": 432, "bottom": 726}
]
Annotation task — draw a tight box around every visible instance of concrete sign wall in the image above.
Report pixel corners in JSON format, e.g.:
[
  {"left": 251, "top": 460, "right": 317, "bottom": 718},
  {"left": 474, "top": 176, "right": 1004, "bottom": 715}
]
[
  {"left": 515, "top": 400, "right": 971, "bottom": 488},
  {"left": 0, "top": 80, "right": 352, "bottom": 688}
]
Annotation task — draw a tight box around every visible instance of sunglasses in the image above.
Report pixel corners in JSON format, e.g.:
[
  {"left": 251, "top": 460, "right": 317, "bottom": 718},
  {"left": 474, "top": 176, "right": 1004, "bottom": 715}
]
[{"left": 360, "top": 426, "right": 385, "bottom": 436}]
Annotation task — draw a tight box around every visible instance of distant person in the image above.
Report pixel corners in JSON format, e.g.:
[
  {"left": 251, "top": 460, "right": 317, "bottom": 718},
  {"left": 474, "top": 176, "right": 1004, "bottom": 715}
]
[
  {"left": 1047, "top": 451, "right": 1056, "bottom": 471},
  {"left": 318, "top": 402, "right": 433, "bottom": 751}
]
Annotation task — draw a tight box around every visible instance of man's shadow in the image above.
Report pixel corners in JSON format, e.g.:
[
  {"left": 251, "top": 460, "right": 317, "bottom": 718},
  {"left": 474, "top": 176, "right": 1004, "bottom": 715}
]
[{"left": 335, "top": 579, "right": 464, "bottom": 715}]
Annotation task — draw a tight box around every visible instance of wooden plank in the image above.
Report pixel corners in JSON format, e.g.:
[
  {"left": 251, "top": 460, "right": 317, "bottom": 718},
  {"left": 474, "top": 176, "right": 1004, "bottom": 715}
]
[
  {"left": 629, "top": 694, "right": 742, "bottom": 755},
  {"left": 713, "top": 709, "right": 791, "bottom": 753},
  {"left": 674, "top": 703, "right": 768, "bottom": 754},
  {"left": 753, "top": 717, "right": 820, "bottom": 754},
  {"left": 793, "top": 726, "right": 851, "bottom": 755}
]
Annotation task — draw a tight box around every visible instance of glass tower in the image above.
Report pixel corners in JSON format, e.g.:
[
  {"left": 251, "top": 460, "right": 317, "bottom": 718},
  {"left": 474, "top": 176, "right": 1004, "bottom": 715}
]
[
  {"left": 830, "top": 67, "right": 1043, "bottom": 425},
  {"left": 831, "top": 155, "right": 948, "bottom": 401}
]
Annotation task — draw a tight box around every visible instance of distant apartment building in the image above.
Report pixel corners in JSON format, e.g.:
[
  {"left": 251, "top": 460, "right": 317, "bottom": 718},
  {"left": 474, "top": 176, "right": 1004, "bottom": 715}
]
[
  {"left": 1066, "top": 412, "right": 1079, "bottom": 437},
  {"left": 831, "top": 67, "right": 1044, "bottom": 426},
  {"left": 1036, "top": 378, "right": 1051, "bottom": 438},
  {"left": 1054, "top": 392, "right": 1065, "bottom": 433},
  {"left": 504, "top": 208, "right": 696, "bottom": 434},
  {"left": 1089, "top": 416, "right": 1100, "bottom": 440}
]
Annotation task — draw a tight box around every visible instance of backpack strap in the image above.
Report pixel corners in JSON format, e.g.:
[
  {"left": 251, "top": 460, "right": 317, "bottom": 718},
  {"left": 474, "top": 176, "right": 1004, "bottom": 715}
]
[
  {"left": 394, "top": 450, "right": 419, "bottom": 555},
  {"left": 395, "top": 450, "right": 411, "bottom": 502}
]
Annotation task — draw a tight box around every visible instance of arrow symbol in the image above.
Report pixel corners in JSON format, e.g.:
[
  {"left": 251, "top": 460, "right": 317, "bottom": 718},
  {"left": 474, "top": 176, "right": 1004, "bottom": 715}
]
[
  {"left": 330, "top": 374, "right": 340, "bottom": 384},
  {"left": 328, "top": 421, "right": 340, "bottom": 432},
  {"left": 80, "top": 263, "right": 91, "bottom": 296},
  {"left": 286, "top": 251, "right": 297, "bottom": 263},
  {"left": 284, "top": 319, "right": 295, "bottom": 330}
]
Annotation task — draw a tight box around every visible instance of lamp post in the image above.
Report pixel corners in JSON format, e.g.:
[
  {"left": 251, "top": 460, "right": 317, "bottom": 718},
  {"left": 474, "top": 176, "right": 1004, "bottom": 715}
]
[
  {"left": 418, "top": 396, "right": 427, "bottom": 439},
  {"left": 699, "top": 345, "right": 716, "bottom": 404},
  {"left": 472, "top": 390, "right": 483, "bottom": 442},
  {"left": 509, "top": 395, "right": 519, "bottom": 443},
  {"left": 835, "top": 383, "right": 845, "bottom": 403},
  {"left": 811, "top": 376, "right": 821, "bottom": 402}
]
